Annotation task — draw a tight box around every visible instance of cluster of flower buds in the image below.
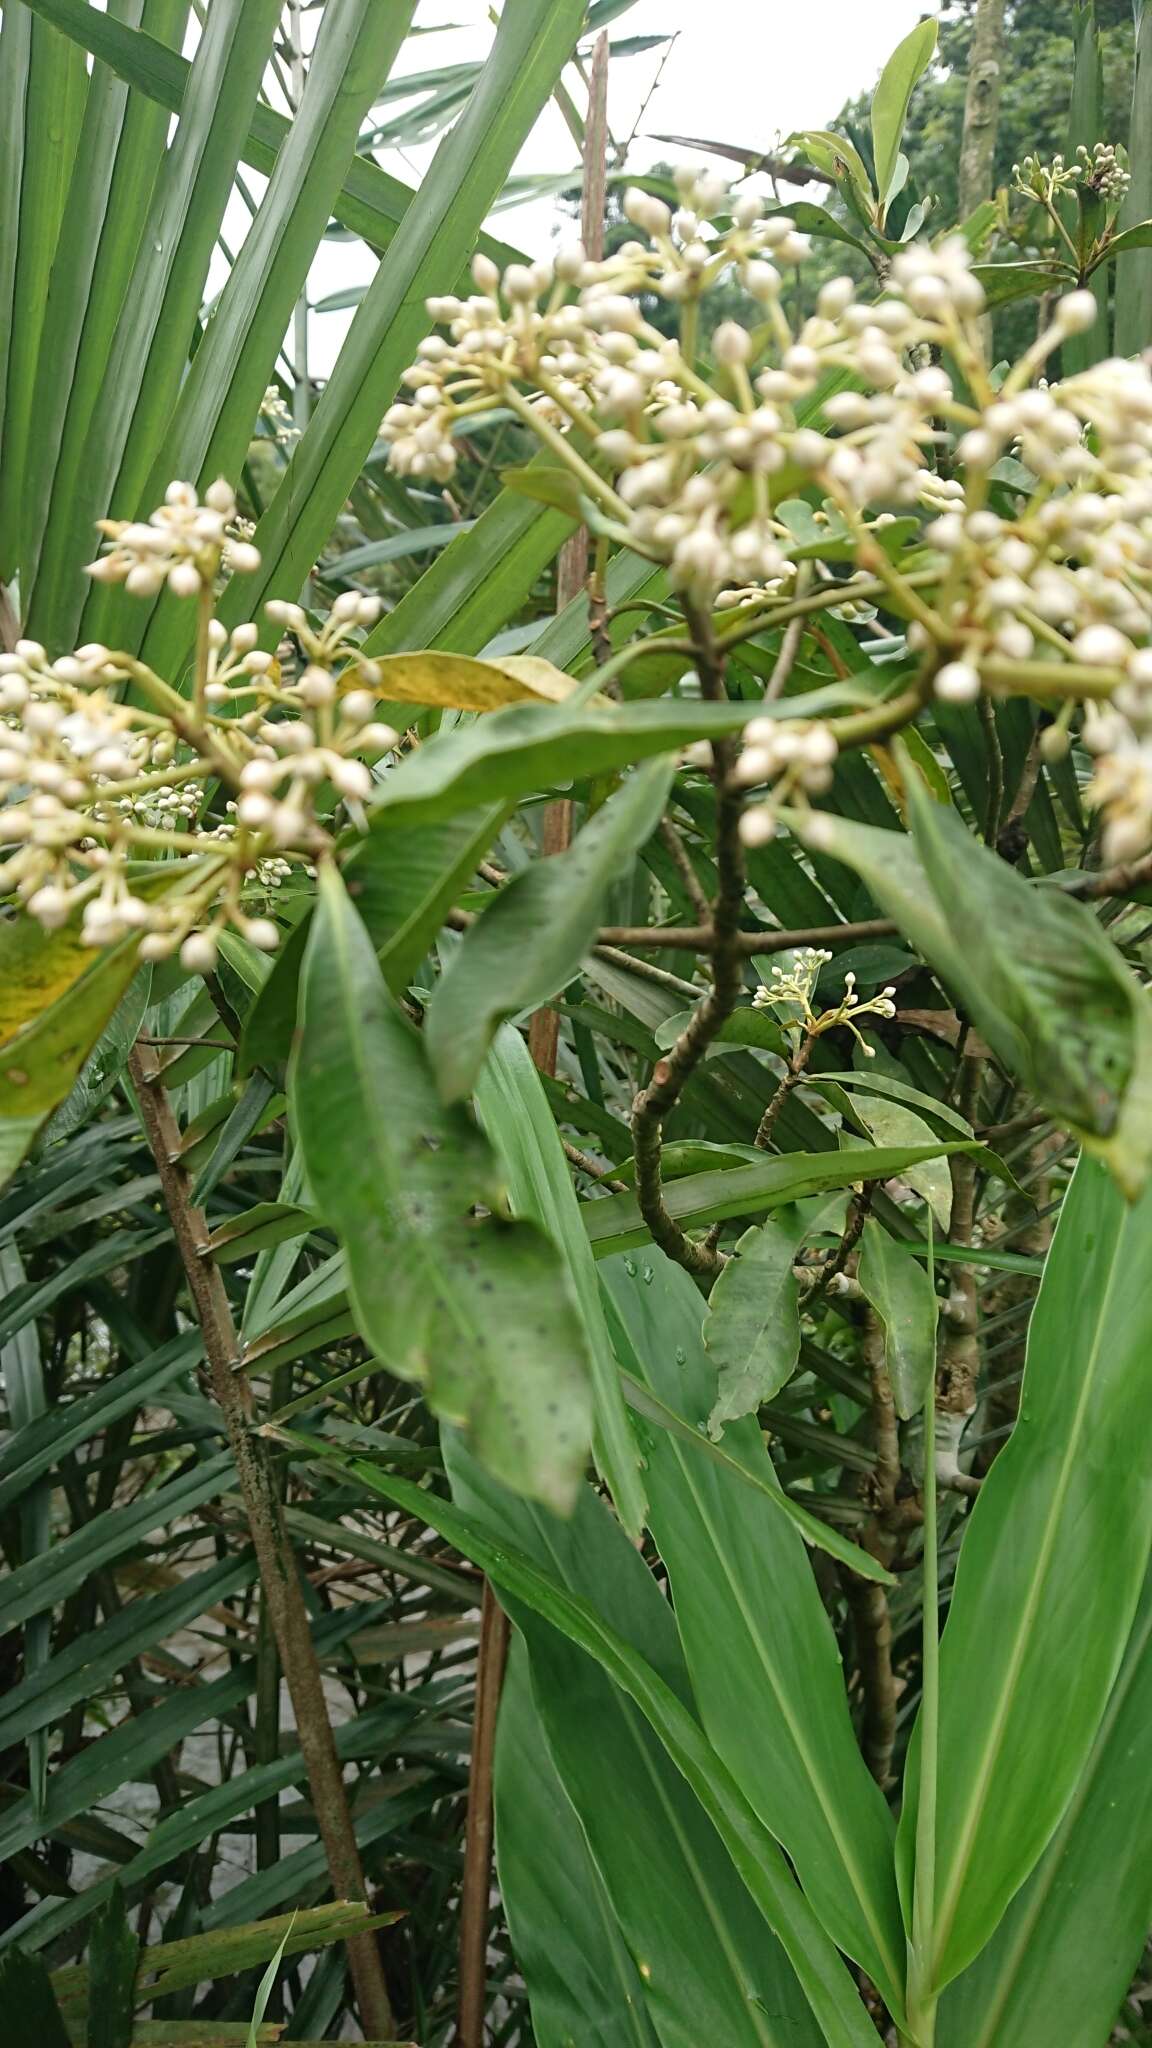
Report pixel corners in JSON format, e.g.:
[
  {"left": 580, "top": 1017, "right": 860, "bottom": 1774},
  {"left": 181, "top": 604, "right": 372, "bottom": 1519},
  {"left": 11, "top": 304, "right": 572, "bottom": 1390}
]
[
  {"left": 733, "top": 715, "right": 838, "bottom": 845},
  {"left": 87, "top": 479, "right": 260, "bottom": 599},
  {"left": 1013, "top": 142, "right": 1130, "bottom": 207},
  {"left": 753, "top": 947, "right": 897, "bottom": 1057},
  {"left": 0, "top": 497, "right": 400, "bottom": 969},
  {"left": 385, "top": 158, "right": 1152, "bottom": 861}
]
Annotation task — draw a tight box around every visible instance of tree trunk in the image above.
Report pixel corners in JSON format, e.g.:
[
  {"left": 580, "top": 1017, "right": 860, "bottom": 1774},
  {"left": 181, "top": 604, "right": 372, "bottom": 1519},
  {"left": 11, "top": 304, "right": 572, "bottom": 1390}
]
[{"left": 958, "top": 0, "right": 1007, "bottom": 220}]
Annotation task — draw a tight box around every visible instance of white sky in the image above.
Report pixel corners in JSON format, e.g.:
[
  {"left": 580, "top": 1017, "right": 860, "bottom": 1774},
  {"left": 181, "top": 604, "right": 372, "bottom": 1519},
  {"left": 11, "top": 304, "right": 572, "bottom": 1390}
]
[{"left": 295, "top": 0, "right": 944, "bottom": 375}]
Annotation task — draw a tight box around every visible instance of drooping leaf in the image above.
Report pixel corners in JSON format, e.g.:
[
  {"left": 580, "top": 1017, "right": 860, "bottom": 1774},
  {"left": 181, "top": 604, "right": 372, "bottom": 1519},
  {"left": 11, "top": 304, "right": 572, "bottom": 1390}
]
[
  {"left": 899, "top": 1153, "right": 1152, "bottom": 1994},
  {"left": 842, "top": 1094, "right": 952, "bottom": 1228},
  {"left": 787, "top": 783, "right": 1152, "bottom": 1198},
  {"left": 291, "top": 863, "right": 592, "bottom": 1511},
  {"left": 856, "top": 1219, "right": 937, "bottom": 1421},
  {"left": 703, "top": 1204, "right": 810, "bottom": 1435},
  {"left": 427, "top": 759, "right": 673, "bottom": 1103},
  {"left": 86, "top": 1887, "right": 137, "bottom": 2048}
]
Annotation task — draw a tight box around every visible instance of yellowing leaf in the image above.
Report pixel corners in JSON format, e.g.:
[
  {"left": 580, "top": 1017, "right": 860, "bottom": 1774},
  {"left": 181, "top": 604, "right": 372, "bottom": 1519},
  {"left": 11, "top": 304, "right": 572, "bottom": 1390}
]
[{"left": 369, "top": 648, "right": 575, "bottom": 711}]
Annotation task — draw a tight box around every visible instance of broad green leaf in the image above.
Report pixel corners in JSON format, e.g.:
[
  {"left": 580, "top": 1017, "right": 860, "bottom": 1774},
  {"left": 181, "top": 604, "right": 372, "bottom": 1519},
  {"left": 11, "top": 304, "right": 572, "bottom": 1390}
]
[
  {"left": 856, "top": 1219, "right": 937, "bottom": 1420},
  {"left": 1063, "top": 0, "right": 1109, "bottom": 373},
  {"left": 704, "top": 1205, "right": 811, "bottom": 1435},
  {"left": 50, "top": 1905, "right": 395, "bottom": 2013},
  {"left": 899, "top": 1154, "right": 1152, "bottom": 1993},
  {"left": 370, "top": 692, "right": 846, "bottom": 832},
  {"left": 787, "top": 129, "right": 874, "bottom": 207},
  {"left": 216, "top": 0, "right": 588, "bottom": 630},
  {"left": 970, "top": 259, "right": 1075, "bottom": 307},
  {"left": 321, "top": 520, "right": 478, "bottom": 577},
  {"left": 349, "top": 801, "right": 510, "bottom": 997},
  {"left": 841, "top": 1093, "right": 952, "bottom": 1228},
  {"left": 292, "top": 864, "right": 592, "bottom": 1512},
  {"left": 474, "top": 1025, "right": 645, "bottom": 1533},
  {"left": 428, "top": 759, "right": 673, "bottom": 1102},
  {"left": 499, "top": 461, "right": 587, "bottom": 516},
  {"left": 618, "top": 1370, "right": 894, "bottom": 1584},
  {"left": 494, "top": 1640, "right": 661, "bottom": 2048},
  {"left": 0, "top": 1948, "right": 70, "bottom": 2048},
  {"left": 0, "top": 4, "right": 33, "bottom": 495},
  {"left": 870, "top": 17, "right": 937, "bottom": 205},
  {"left": 938, "top": 1572, "right": 1152, "bottom": 2048},
  {"left": 582, "top": 1141, "right": 978, "bottom": 1257},
  {"left": 283, "top": 1431, "right": 881, "bottom": 2048},
  {"left": 761, "top": 201, "right": 873, "bottom": 255},
  {"left": 603, "top": 1250, "right": 908, "bottom": 2023},
  {"left": 654, "top": 1005, "right": 788, "bottom": 1058},
  {"left": 788, "top": 787, "right": 1152, "bottom": 1198},
  {"left": 0, "top": 923, "right": 145, "bottom": 1190},
  {"left": 814, "top": 1070, "right": 974, "bottom": 1140},
  {"left": 87, "top": 1888, "right": 137, "bottom": 2048}
]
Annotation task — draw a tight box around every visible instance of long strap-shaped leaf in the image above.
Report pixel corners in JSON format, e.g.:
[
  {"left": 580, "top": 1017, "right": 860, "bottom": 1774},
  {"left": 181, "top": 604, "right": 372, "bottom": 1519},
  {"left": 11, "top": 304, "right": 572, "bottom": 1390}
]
[
  {"left": 128, "top": 0, "right": 418, "bottom": 675},
  {"left": 603, "top": 1247, "right": 907, "bottom": 2023},
  {"left": 278, "top": 1431, "right": 881, "bottom": 2048},
  {"left": 0, "top": 0, "right": 33, "bottom": 502},
  {"left": 213, "top": 0, "right": 587, "bottom": 635},
  {"left": 34, "top": 0, "right": 282, "bottom": 653},
  {"left": 939, "top": 1571, "right": 1152, "bottom": 2046},
  {"left": 22, "top": 0, "right": 189, "bottom": 614},
  {"left": 0, "top": 9, "right": 87, "bottom": 583},
  {"left": 898, "top": 1152, "right": 1152, "bottom": 1993}
]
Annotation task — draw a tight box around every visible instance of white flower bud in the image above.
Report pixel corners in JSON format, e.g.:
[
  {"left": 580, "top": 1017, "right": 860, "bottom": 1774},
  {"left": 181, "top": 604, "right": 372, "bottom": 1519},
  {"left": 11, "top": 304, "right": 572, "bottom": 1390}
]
[
  {"left": 231, "top": 623, "right": 259, "bottom": 654},
  {"left": 739, "top": 805, "right": 777, "bottom": 846},
  {"left": 244, "top": 918, "right": 280, "bottom": 952},
  {"left": 360, "top": 722, "right": 400, "bottom": 751},
  {"left": 471, "top": 253, "right": 500, "bottom": 294},
  {"left": 1055, "top": 289, "right": 1099, "bottom": 335},
  {"left": 935, "top": 660, "right": 982, "bottom": 703},
  {"left": 713, "top": 321, "right": 752, "bottom": 367},
  {"left": 330, "top": 757, "right": 373, "bottom": 800},
  {"left": 167, "top": 561, "right": 202, "bottom": 598},
  {"left": 205, "top": 478, "right": 235, "bottom": 514},
  {"left": 228, "top": 542, "right": 262, "bottom": 576},
  {"left": 238, "top": 791, "right": 276, "bottom": 827},
  {"left": 244, "top": 650, "right": 275, "bottom": 675},
  {"left": 744, "top": 261, "right": 781, "bottom": 301},
  {"left": 180, "top": 931, "right": 219, "bottom": 973},
  {"left": 1072, "top": 623, "right": 1131, "bottom": 667},
  {"left": 265, "top": 600, "right": 306, "bottom": 630}
]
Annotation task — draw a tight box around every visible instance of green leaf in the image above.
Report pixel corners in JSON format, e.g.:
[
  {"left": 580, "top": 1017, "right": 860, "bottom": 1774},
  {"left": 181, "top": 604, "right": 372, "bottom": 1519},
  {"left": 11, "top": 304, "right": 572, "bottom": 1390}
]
[
  {"left": 281, "top": 1430, "right": 882, "bottom": 2048},
  {"left": 870, "top": 16, "right": 937, "bottom": 205},
  {"left": 427, "top": 759, "right": 673, "bottom": 1102},
  {"left": 292, "top": 864, "right": 592, "bottom": 1512},
  {"left": 618, "top": 1369, "right": 893, "bottom": 1585},
  {"left": 856, "top": 1220, "right": 937, "bottom": 1421},
  {"left": 603, "top": 1250, "right": 908, "bottom": 2022},
  {"left": 842, "top": 1094, "right": 952, "bottom": 1229},
  {"left": 0, "top": 1948, "right": 70, "bottom": 2048},
  {"left": 494, "top": 1640, "right": 661, "bottom": 2048},
  {"left": 205, "top": 1201, "right": 317, "bottom": 1263},
  {"left": 369, "top": 692, "right": 846, "bottom": 831},
  {"left": 0, "top": 1330, "right": 199, "bottom": 1513},
  {"left": 1114, "top": 0, "right": 1152, "bottom": 353},
  {"left": 703, "top": 1205, "right": 811, "bottom": 1435},
  {"left": 216, "top": 0, "right": 588, "bottom": 631},
  {"left": 0, "top": 12, "right": 87, "bottom": 583},
  {"left": 813, "top": 1070, "right": 974, "bottom": 1140},
  {"left": 87, "top": 1887, "right": 137, "bottom": 2048},
  {"left": 654, "top": 1004, "right": 788, "bottom": 1059},
  {"left": 474, "top": 1025, "right": 645, "bottom": 1534},
  {"left": 787, "top": 787, "right": 1152, "bottom": 1198},
  {"left": 938, "top": 1572, "right": 1152, "bottom": 2048},
  {"left": 970, "top": 260, "right": 1075, "bottom": 307},
  {"left": 899, "top": 1153, "right": 1152, "bottom": 1993},
  {"left": 244, "top": 1914, "right": 295, "bottom": 2048},
  {"left": 0, "top": 923, "right": 146, "bottom": 1191},
  {"left": 582, "top": 1141, "right": 979, "bottom": 1257},
  {"left": 499, "top": 461, "right": 588, "bottom": 517}
]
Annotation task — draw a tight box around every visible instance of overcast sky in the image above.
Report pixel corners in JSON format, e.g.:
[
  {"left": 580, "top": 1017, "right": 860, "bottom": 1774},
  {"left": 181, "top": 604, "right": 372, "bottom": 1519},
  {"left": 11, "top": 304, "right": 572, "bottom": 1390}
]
[{"left": 292, "top": 0, "right": 945, "bottom": 373}]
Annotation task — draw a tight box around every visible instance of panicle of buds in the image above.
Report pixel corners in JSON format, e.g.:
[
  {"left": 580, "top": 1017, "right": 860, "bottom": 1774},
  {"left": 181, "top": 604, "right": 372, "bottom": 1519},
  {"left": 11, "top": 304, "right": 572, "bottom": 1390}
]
[
  {"left": 753, "top": 947, "right": 896, "bottom": 1057},
  {"left": 1, "top": 508, "right": 401, "bottom": 970}
]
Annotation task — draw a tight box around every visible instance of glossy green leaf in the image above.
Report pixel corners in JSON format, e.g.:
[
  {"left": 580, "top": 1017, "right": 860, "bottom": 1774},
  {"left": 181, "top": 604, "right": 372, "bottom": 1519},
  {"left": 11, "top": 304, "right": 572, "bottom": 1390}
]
[
  {"left": 216, "top": 0, "right": 587, "bottom": 629},
  {"left": 370, "top": 691, "right": 847, "bottom": 832},
  {"left": 0, "top": 4, "right": 33, "bottom": 493},
  {"left": 292, "top": 864, "right": 592, "bottom": 1511},
  {"left": 870, "top": 16, "right": 937, "bottom": 204},
  {"left": 428, "top": 759, "right": 673, "bottom": 1102},
  {"left": 1114, "top": 2, "right": 1152, "bottom": 353},
  {"left": 703, "top": 1205, "right": 811, "bottom": 1435},
  {"left": 938, "top": 1572, "right": 1152, "bottom": 2048},
  {"left": 582, "top": 1141, "right": 978, "bottom": 1257},
  {"left": 348, "top": 802, "right": 509, "bottom": 997},
  {"left": 603, "top": 1249, "right": 908, "bottom": 2022},
  {"left": 842, "top": 1093, "right": 952, "bottom": 1228},
  {"left": 813, "top": 1069, "right": 974, "bottom": 1140},
  {"left": 494, "top": 1639, "right": 661, "bottom": 2048},
  {"left": 857, "top": 1219, "right": 937, "bottom": 1420},
  {"left": 474, "top": 1025, "right": 646, "bottom": 1533},
  {"left": 654, "top": 1004, "right": 788, "bottom": 1058},
  {"left": 899, "top": 1153, "right": 1152, "bottom": 1993},
  {"left": 788, "top": 785, "right": 1152, "bottom": 1197},
  {"left": 282, "top": 1431, "right": 880, "bottom": 2048}
]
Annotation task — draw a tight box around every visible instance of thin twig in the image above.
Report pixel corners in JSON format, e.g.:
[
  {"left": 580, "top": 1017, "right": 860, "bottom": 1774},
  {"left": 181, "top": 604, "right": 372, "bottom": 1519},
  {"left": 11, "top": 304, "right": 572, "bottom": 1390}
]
[
  {"left": 457, "top": 1584, "right": 510, "bottom": 2048},
  {"left": 755, "top": 1034, "right": 813, "bottom": 1149},
  {"left": 596, "top": 917, "right": 897, "bottom": 954},
  {"left": 763, "top": 563, "right": 814, "bottom": 702},
  {"left": 658, "top": 815, "right": 711, "bottom": 922},
  {"left": 127, "top": 1048, "right": 394, "bottom": 2039},
  {"left": 592, "top": 944, "right": 702, "bottom": 1000},
  {"left": 561, "top": 1137, "right": 627, "bottom": 1192}
]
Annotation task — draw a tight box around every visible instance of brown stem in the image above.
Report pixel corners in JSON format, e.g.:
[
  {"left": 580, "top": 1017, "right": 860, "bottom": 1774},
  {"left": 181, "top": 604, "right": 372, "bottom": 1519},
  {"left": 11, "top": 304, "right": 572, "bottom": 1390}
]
[
  {"left": 844, "top": 1306, "right": 899, "bottom": 1788},
  {"left": 802, "top": 1182, "right": 874, "bottom": 1308},
  {"left": 1067, "top": 846, "right": 1152, "bottom": 898},
  {"left": 755, "top": 1033, "right": 812, "bottom": 1149},
  {"left": 126, "top": 1047, "right": 394, "bottom": 2040},
  {"left": 561, "top": 1137, "right": 628, "bottom": 1191},
  {"left": 592, "top": 943, "right": 701, "bottom": 1001},
  {"left": 457, "top": 1582, "right": 511, "bottom": 2048},
  {"left": 938, "top": 1061, "right": 985, "bottom": 1428},
  {"left": 658, "top": 814, "right": 711, "bottom": 922},
  {"left": 595, "top": 917, "right": 897, "bottom": 954},
  {"left": 631, "top": 603, "right": 744, "bottom": 1283}
]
